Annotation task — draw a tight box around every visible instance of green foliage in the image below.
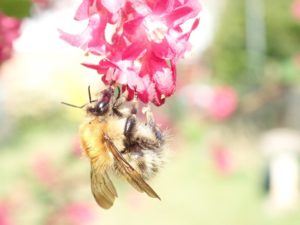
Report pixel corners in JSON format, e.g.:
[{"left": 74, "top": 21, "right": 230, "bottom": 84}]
[
  {"left": 210, "top": 0, "right": 300, "bottom": 90},
  {"left": 0, "top": 0, "right": 32, "bottom": 18},
  {"left": 265, "top": 0, "right": 300, "bottom": 60},
  {"left": 210, "top": 0, "right": 247, "bottom": 87}
]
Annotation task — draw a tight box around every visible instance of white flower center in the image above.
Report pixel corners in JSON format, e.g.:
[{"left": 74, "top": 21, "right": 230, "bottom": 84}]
[{"left": 143, "top": 16, "right": 168, "bottom": 43}]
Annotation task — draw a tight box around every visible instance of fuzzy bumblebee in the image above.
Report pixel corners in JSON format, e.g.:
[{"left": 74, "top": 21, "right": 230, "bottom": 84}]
[{"left": 73, "top": 87, "right": 166, "bottom": 209}]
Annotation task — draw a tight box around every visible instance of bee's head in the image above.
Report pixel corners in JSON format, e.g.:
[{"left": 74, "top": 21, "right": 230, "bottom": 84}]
[{"left": 87, "top": 88, "right": 114, "bottom": 116}]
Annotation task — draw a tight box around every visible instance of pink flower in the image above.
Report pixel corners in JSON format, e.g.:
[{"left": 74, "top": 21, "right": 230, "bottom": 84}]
[
  {"left": 65, "top": 203, "right": 95, "bottom": 224},
  {"left": 48, "top": 202, "right": 96, "bottom": 225},
  {"left": 32, "top": 154, "right": 57, "bottom": 187},
  {"left": 211, "top": 143, "right": 233, "bottom": 176},
  {"left": 0, "top": 201, "right": 12, "bottom": 225},
  {"left": 60, "top": 0, "right": 201, "bottom": 105},
  {"left": 84, "top": 51, "right": 177, "bottom": 105},
  {"left": 208, "top": 86, "right": 237, "bottom": 121},
  {"left": 74, "top": 0, "right": 125, "bottom": 21},
  {"left": 292, "top": 0, "right": 300, "bottom": 20},
  {"left": 123, "top": 0, "right": 201, "bottom": 63},
  {"left": 0, "top": 13, "right": 21, "bottom": 65},
  {"left": 32, "top": 0, "right": 52, "bottom": 9},
  {"left": 72, "top": 136, "right": 82, "bottom": 157}
]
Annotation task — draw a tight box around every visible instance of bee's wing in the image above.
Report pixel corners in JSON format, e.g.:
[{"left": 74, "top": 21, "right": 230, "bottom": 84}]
[
  {"left": 103, "top": 133, "right": 161, "bottom": 200},
  {"left": 90, "top": 165, "right": 118, "bottom": 209}
]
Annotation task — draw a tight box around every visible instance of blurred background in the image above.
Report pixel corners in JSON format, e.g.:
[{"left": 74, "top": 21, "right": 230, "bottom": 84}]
[{"left": 1, "top": 0, "right": 300, "bottom": 224}]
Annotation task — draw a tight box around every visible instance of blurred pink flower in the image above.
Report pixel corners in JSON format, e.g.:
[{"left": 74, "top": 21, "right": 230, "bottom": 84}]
[
  {"left": 65, "top": 202, "right": 95, "bottom": 224},
  {"left": 60, "top": 0, "right": 201, "bottom": 105},
  {"left": 32, "top": 0, "right": 52, "bottom": 8},
  {"left": 48, "top": 202, "right": 96, "bottom": 225},
  {"left": 0, "top": 13, "right": 21, "bottom": 65},
  {"left": 32, "top": 154, "right": 57, "bottom": 187},
  {"left": 0, "top": 202, "right": 12, "bottom": 225},
  {"left": 72, "top": 136, "right": 82, "bottom": 157},
  {"left": 208, "top": 86, "right": 237, "bottom": 121},
  {"left": 292, "top": 0, "right": 300, "bottom": 20},
  {"left": 211, "top": 144, "right": 233, "bottom": 175},
  {"left": 179, "top": 84, "right": 214, "bottom": 110}
]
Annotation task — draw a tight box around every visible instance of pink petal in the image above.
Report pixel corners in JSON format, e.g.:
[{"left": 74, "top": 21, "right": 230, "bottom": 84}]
[
  {"left": 59, "top": 14, "right": 107, "bottom": 54},
  {"left": 88, "top": 17, "right": 108, "bottom": 54},
  {"left": 82, "top": 59, "right": 118, "bottom": 74},
  {"left": 166, "top": 0, "right": 201, "bottom": 27},
  {"left": 122, "top": 42, "right": 147, "bottom": 60},
  {"left": 167, "top": 6, "right": 194, "bottom": 27},
  {"left": 163, "top": 28, "right": 191, "bottom": 63},
  {"left": 180, "top": 18, "right": 200, "bottom": 40},
  {"left": 145, "top": 0, "right": 158, "bottom": 11},
  {"left": 81, "top": 63, "right": 100, "bottom": 71},
  {"left": 74, "top": 0, "right": 94, "bottom": 20},
  {"left": 123, "top": 17, "right": 145, "bottom": 36},
  {"left": 99, "top": 59, "right": 119, "bottom": 70},
  {"left": 110, "top": 34, "right": 128, "bottom": 55},
  {"left": 59, "top": 29, "right": 85, "bottom": 48},
  {"left": 153, "top": 66, "right": 175, "bottom": 96},
  {"left": 101, "top": 74, "right": 110, "bottom": 85},
  {"left": 125, "top": 86, "right": 135, "bottom": 101},
  {"left": 152, "top": 0, "right": 175, "bottom": 14},
  {"left": 191, "top": 17, "right": 200, "bottom": 30},
  {"left": 152, "top": 37, "right": 175, "bottom": 60},
  {"left": 139, "top": 54, "right": 176, "bottom": 104},
  {"left": 152, "top": 92, "right": 166, "bottom": 106},
  {"left": 101, "top": 0, "right": 124, "bottom": 13},
  {"left": 137, "top": 75, "right": 156, "bottom": 103}
]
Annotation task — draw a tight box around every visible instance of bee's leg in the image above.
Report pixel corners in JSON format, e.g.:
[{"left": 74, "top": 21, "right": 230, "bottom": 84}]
[
  {"left": 130, "top": 98, "right": 138, "bottom": 115},
  {"left": 120, "top": 114, "right": 137, "bottom": 154},
  {"left": 113, "top": 94, "right": 138, "bottom": 117},
  {"left": 144, "top": 106, "right": 154, "bottom": 126},
  {"left": 124, "top": 114, "right": 137, "bottom": 139},
  {"left": 144, "top": 106, "right": 164, "bottom": 143},
  {"left": 112, "top": 95, "right": 127, "bottom": 117},
  {"left": 113, "top": 95, "right": 126, "bottom": 108},
  {"left": 123, "top": 98, "right": 144, "bottom": 139}
]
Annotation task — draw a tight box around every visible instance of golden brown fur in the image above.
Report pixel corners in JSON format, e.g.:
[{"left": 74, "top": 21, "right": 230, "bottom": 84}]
[{"left": 78, "top": 87, "right": 166, "bottom": 209}]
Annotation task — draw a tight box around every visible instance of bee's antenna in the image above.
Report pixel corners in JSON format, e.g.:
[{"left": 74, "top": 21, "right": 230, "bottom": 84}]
[
  {"left": 88, "top": 85, "right": 92, "bottom": 103},
  {"left": 61, "top": 102, "right": 87, "bottom": 109},
  {"left": 87, "top": 85, "right": 98, "bottom": 103},
  {"left": 61, "top": 86, "right": 97, "bottom": 109}
]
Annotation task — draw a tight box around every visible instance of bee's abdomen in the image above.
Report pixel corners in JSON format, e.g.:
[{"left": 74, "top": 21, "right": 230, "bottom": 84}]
[
  {"left": 120, "top": 149, "right": 165, "bottom": 180},
  {"left": 117, "top": 122, "right": 166, "bottom": 179}
]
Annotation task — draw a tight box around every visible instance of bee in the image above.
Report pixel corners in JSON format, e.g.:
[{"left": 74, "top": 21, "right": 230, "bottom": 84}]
[{"left": 63, "top": 86, "right": 166, "bottom": 209}]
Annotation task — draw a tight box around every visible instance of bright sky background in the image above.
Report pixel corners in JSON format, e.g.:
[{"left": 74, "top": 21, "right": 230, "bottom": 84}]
[{"left": 14, "top": 0, "right": 221, "bottom": 60}]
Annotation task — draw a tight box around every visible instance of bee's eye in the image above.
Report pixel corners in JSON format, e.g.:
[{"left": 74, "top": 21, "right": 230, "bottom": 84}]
[
  {"left": 96, "top": 101, "right": 109, "bottom": 115},
  {"left": 88, "top": 88, "right": 113, "bottom": 116},
  {"left": 94, "top": 90, "right": 112, "bottom": 115}
]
